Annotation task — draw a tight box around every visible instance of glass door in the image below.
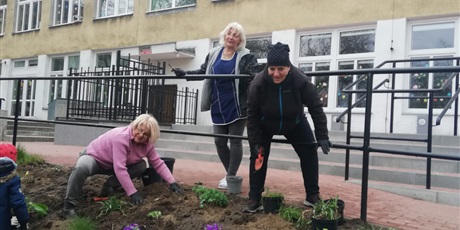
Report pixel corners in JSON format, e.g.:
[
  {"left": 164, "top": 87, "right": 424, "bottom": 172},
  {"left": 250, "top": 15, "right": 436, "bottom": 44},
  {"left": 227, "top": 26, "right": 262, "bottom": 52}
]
[{"left": 10, "top": 79, "right": 37, "bottom": 117}]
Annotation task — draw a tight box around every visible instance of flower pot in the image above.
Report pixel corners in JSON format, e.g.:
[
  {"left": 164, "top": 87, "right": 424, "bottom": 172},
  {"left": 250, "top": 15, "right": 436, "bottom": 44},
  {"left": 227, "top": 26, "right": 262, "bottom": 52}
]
[
  {"left": 311, "top": 218, "right": 339, "bottom": 230},
  {"left": 142, "top": 167, "right": 162, "bottom": 186},
  {"left": 325, "top": 199, "right": 345, "bottom": 225},
  {"left": 262, "top": 196, "right": 283, "bottom": 214},
  {"left": 226, "top": 176, "right": 243, "bottom": 194},
  {"left": 142, "top": 157, "right": 176, "bottom": 186}
]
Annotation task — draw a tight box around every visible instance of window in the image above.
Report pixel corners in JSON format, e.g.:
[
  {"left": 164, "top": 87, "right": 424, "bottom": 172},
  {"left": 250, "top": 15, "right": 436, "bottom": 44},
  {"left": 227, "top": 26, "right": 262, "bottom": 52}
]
[
  {"left": 52, "top": 0, "right": 84, "bottom": 26},
  {"left": 409, "top": 57, "right": 453, "bottom": 109},
  {"left": 15, "top": 0, "right": 42, "bottom": 32},
  {"left": 339, "top": 29, "right": 375, "bottom": 54},
  {"left": 97, "top": 0, "right": 133, "bottom": 18},
  {"left": 298, "top": 27, "right": 375, "bottom": 109},
  {"left": 298, "top": 62, "right": 330, "bottom": 107},
  {"left": 299, "top": 33, "right": 332, "bottom": 57},
  {"left": 150, "top": 0, "right": 196, "bottom": 11},
  {"left": 411, "top": 22, "right": 455, "bottom": 50},
  {"left": 0, "top": 0, "right": 6, "bottom": 35},
  {"left": 49, "top": 55, "right": 80, "bottom": 102},
  {"left": 337, "top": 60, "right": 373, "bottom": 108},
  {"left": 96, "top": 53, "right": 112, "bottom": 68},
  {"left": 14, "top": 60, "right": 26, "bottom": 68},
  {"left": 246, "top": 36, "right": 272, "bottom": 60}
]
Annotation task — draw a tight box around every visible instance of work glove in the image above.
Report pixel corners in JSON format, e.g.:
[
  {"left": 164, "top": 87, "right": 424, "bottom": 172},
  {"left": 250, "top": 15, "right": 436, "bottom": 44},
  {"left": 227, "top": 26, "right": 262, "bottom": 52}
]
[
  {"left": 317, "top": 140, "right": 332, "bottom": 155},
  {"left": 130, "top": 191, "right": 144, "bottom": 205},
  {"left": 169, "top": 182, "right": 183, "bottom": 194},
  {"left": 172, "top": 68, "right": 186, "bottom": 77}
]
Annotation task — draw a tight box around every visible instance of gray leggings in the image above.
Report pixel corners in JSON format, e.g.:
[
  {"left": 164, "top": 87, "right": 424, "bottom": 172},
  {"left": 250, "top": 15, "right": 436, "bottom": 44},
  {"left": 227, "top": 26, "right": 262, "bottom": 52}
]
[
  {"left": 213, "top": 118, "right": 246, "bottom": 177},
  {"left": 64, "top": 154, "right": 146, "bottom": 209}
]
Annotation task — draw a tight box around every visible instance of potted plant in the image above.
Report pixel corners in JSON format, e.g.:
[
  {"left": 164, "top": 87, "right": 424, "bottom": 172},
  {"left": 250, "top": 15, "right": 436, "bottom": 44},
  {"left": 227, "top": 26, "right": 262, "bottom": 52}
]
[
  {"left": 311, "top": 196, "right": 341, "bottom": 230},
  {"left": 262, "top": 188, "right": 284, "bottom": 214}
]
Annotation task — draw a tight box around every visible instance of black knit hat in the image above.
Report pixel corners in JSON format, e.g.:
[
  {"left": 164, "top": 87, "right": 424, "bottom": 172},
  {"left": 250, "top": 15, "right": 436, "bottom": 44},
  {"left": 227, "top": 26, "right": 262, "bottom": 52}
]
[{"left": 267, "top": 42, "right": 291, "bottom": 67}]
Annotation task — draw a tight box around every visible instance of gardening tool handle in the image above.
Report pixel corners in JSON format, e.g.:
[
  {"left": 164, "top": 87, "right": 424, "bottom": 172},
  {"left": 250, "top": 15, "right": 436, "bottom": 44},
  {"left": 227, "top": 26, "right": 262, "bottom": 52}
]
[{"left": 93, "top": 197, "right": 109, "bottom": 202}]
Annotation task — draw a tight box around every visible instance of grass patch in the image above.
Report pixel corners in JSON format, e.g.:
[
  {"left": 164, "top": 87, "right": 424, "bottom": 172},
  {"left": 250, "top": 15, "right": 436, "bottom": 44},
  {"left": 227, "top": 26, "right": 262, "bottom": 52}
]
[
  {"left": 16, "top": 144, "right": 46, "bottom": 165},
  {"left": 69, "top": 217, "right": 97, "bottom": 230}
]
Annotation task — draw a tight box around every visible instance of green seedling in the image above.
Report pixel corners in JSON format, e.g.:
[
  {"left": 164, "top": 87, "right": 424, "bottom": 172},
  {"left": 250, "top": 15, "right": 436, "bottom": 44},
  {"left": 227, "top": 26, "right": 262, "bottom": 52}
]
[
  {"left": 192, "top": 185, "right": 228, "bottom": 208},
  {"left": 96, "top": 196, "right": 126, "bottom": 219},
  {"left": 147, "top": 210, "right": 162, "bottom": 219},
  {"left": 27, "top": 200, "right": 48, "bottom": 218}
]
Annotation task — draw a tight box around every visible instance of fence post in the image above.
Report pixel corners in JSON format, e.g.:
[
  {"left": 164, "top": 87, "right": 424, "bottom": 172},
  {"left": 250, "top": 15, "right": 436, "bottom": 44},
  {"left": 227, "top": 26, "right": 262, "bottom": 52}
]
[{"left": 183, "top": 87, "right": 189, "bottom": 124}]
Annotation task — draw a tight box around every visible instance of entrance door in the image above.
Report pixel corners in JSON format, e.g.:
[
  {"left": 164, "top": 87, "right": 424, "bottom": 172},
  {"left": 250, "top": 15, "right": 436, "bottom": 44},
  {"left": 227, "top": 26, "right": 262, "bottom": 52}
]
[
  {"left": 10, "top": 79, "right": 37, "bottom": 117},
  {"left": 148, "top": 84, "right": 177, "bottom": 125}
]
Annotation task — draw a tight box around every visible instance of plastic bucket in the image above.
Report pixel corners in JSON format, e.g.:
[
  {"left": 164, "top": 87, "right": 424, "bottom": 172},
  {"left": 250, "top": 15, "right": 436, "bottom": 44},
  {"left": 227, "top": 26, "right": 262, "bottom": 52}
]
[{"left": 226, "top": 176, "right": 243, "bottom": 194}]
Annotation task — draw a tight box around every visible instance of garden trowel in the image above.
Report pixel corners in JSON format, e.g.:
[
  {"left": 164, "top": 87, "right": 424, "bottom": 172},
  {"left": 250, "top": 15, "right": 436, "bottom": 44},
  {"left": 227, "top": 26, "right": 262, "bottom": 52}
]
[{"left": 254, "top": 146, "right": 264, "bottom": 171}]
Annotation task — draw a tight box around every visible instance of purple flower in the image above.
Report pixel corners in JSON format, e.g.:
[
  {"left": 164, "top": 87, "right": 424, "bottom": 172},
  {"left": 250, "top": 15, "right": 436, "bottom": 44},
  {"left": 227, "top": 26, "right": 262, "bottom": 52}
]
[
  {"left": 205, "top": 223, "right": 221, "bottom": 230},
  {"left": 123, "top": 223, "right": 140, "bottom": 230}
]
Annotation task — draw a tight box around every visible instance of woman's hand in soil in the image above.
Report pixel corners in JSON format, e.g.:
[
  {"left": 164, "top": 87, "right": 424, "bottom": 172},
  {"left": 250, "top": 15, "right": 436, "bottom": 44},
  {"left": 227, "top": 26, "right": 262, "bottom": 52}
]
[
  {"left": 169, "top": 182, "right": 183, "bottom": 194},
  {"left": 130, "top": 192, "right": 144, "bottom": 205}
]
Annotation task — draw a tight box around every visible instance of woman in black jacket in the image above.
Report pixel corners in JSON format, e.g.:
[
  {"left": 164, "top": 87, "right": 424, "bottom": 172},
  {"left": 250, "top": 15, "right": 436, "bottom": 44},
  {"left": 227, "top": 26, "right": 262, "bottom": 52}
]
[{"left": 243, "top": 42, "right": 332, "bottom": 212}]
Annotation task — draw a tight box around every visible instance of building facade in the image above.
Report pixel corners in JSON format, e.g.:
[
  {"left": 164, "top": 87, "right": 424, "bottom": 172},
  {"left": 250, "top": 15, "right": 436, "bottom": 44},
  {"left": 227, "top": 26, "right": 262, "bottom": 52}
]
[{"left": 0, "top": 0, "right": 459, "bottom": 135}]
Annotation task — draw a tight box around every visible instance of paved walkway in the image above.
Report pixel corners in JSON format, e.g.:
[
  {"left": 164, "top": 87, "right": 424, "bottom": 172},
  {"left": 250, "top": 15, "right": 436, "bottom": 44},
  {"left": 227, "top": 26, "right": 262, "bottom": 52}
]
[{"left": 16, "top": 142, "right": 460, "bottom": 230}]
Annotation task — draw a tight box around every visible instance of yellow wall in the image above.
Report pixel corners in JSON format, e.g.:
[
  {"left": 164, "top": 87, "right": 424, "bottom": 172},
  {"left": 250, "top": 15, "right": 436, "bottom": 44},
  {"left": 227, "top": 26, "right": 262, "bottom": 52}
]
[{"left": 1, "top": 0, "right": 459, "bottom": 59}]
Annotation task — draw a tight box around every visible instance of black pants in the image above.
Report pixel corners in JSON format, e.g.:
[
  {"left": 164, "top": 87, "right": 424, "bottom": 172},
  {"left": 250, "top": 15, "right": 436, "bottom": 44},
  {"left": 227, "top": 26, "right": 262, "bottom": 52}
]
[{"left": 248, "top": 117, "right": 319, "bottom": 201}]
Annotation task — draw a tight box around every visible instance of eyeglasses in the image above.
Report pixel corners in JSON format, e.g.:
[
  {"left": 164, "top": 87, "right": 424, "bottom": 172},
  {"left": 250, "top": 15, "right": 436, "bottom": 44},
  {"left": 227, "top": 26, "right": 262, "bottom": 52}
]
[{"left": 136, "top": 127, "right": 150, "bottom": 138}]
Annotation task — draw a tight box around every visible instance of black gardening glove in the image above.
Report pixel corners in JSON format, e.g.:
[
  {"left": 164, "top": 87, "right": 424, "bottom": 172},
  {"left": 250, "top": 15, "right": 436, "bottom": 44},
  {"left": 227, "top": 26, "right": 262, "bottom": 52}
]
[
  {"left": 317, "top": 140, "right": 332, "bottom": 155},
  {"left": 130, "top": 191, "right": 144, "bottom": 205},
  {"left": 169, "top": 182, "right": 183, "bottom": 194},
  {"left": 172, "top": 68, "right": 186, "bottom": 77}
]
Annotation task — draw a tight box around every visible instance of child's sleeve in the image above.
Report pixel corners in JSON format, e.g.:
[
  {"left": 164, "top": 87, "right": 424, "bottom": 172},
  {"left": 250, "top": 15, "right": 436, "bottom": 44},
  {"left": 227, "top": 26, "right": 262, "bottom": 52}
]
[{"left": 8, "top": 176, "right": 29, "bottom": 224}]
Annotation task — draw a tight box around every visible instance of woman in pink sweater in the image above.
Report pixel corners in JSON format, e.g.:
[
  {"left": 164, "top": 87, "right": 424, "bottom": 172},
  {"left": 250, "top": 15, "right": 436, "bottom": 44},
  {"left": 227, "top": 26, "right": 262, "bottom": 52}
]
[{"left": 62, "top": 114, "right": 182, "bottom": 219}]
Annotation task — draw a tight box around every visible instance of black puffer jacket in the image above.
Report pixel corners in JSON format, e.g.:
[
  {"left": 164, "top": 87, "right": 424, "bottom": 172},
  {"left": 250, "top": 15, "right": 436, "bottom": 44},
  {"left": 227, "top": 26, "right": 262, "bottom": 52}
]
[{"left": 247, "top": 65, "right": 328, "bottom": 145}]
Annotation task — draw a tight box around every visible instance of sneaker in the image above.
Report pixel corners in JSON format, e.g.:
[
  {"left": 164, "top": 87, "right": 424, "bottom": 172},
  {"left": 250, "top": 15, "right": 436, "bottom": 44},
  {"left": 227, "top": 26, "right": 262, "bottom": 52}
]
[
  {"left": 242, "top": 199, "right": 263, "bottom": 213},
  {"left": 304, "top": 193, "right": 321, "bottom": 207},
  {"left": 99, "top": 184, "right": 115, "bottom": 197},
  {"left": 60, "top": 209, "right": 77, "bottom": 219},
  {"left": 218, "top": 177, "right": 227, "bottom": 190}
]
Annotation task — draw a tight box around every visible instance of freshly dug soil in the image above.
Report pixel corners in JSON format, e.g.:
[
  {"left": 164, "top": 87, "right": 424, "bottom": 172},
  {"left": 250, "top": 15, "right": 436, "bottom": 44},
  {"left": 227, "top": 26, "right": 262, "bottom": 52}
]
[{"left": 19, "top": 163, "right": 383, "bottom": 230}]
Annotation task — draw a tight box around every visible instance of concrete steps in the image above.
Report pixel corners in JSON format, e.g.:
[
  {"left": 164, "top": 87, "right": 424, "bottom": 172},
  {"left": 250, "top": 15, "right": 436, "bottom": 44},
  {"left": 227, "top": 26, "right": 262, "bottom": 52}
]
[
  {"left": 3, "top": 121, "right": 55, "bottom": 142},
  {"left": 155, "top": 125, "right": 460, "bottom": 206}
]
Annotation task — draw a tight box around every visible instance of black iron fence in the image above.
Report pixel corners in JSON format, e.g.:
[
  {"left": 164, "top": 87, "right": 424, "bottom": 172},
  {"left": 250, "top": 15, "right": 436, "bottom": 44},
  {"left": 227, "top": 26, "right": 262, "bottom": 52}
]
[{"left": 64, "top": 51, "right": 198, "bottom": 125}]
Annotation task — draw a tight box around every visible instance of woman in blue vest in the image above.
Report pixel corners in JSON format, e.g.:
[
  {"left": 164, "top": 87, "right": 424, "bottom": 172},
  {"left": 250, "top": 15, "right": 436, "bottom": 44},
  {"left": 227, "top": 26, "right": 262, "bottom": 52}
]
[{"left": 173, "top": 22, "right": 259, "bottom": 189}]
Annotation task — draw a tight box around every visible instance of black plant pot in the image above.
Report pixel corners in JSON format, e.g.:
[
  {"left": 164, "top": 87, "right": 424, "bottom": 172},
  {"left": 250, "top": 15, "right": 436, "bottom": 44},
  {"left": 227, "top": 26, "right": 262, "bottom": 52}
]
[
  {"left": 324, "top": 199, "right": 345, "bottom": 225},
  {"left": 311, "top": 218, "right": 339, "bottom": 230},
  {"left": 262, "top": 197, "right": 283, "bottom": 214},
  {"left": 142, "top": 157, "right": 176, "bottom": 186}
]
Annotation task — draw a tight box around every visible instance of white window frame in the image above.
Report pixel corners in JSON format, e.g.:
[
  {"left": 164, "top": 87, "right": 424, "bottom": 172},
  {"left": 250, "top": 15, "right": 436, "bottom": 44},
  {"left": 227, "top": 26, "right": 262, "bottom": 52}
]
[
  {"left": 0, "top": 0, "right": 6, "bottom": 35},
  {"left": 48, "top": 55, "right": 80, "bottom": 105},
  {"left": 15, "top": 0, "right": 42, "bottom": 32},
  {"left": 296, "top": 26, "right": 376, "bottom": 111},
  {"left": 149, "top": 0, "right": 196, "bottom": 12},
  {"left": 405, "top": 18, "right": 459, "bottom": 114},
  {"left": 51, "top": 0, "right": 84, "bottom": 26},
  {"left": 96, "top": 0, "right": 134, "bottom": 19}
]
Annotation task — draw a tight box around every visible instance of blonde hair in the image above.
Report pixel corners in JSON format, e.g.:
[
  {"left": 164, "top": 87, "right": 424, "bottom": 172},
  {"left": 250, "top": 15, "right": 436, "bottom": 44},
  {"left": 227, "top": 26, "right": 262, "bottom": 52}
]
[
  {"left": 130, "top": 114, "right": 160, "bottom": 143},
  {"left": 218, "top": 22, "right": 247, "bottom": 51}
]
